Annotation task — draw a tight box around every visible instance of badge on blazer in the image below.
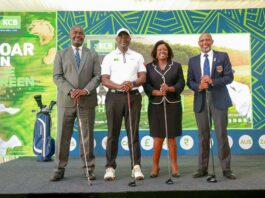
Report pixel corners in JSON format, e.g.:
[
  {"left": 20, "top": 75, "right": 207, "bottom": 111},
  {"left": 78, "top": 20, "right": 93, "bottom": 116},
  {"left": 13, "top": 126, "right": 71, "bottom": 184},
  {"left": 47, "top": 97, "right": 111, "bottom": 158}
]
[{"left": 216, "top": 65, "right": 223, "bottom": 73}]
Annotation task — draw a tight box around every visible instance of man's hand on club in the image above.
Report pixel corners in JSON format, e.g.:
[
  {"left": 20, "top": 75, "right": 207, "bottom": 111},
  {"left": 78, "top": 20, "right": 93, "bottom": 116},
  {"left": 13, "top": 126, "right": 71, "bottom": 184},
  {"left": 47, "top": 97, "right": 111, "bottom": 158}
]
[
  {"left": 70, "top": 89, "right": 88, "bottom": 105},
  {"left": 121, "top": 81, "right": 133, "bottom": 92},
  {"left": 199, "top": 75, "right": 213, "bottom": 91},
  {"left": 201, "top": 75, "right": 213, "bottom": 85}
]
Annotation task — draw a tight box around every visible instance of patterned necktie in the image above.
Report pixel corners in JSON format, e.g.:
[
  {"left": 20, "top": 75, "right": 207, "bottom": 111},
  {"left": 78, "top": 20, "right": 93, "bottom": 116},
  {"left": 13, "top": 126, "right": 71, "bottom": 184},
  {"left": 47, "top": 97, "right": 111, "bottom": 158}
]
[
  {"left": 75, "top": 48, "right": 81, "bottom": 68},
  {"left": 203, "top": 53, "right": 210, "bottom": 76}
]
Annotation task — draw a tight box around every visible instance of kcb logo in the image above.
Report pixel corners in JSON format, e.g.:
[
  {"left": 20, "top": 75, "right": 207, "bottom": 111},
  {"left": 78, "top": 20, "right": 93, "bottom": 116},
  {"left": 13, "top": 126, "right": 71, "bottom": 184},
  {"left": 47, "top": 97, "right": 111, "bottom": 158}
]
[{"left": 0, "top": 16, "right": 21, "bottom": 30}]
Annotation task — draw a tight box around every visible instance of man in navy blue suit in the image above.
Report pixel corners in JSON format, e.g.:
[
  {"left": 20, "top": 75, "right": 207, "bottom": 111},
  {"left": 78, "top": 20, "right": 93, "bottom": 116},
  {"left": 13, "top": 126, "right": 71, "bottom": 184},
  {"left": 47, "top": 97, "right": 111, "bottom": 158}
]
[{"left": 187, "top": 33, "right": 236, "bottom": 180}]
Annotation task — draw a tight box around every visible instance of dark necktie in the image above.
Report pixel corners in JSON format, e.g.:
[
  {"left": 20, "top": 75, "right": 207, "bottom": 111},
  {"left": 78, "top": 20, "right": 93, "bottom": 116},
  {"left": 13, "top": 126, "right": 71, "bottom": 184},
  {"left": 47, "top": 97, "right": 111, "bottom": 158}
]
[
  {"left": 75, "top": 48, "right": 81, "bottom": 68},
  {"left": 203, "top": 54, "right": 210, "bottom": 76}
]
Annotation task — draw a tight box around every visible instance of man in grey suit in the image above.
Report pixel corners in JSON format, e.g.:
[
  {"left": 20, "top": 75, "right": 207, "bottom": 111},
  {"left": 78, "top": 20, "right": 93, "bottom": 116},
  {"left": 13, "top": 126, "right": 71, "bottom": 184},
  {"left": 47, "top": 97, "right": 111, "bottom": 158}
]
[
  {"left": 187, "top": 33, "right": 236, "bottom": 180},
  {"left": 50, "top": 25, "right": 101, "bottom": 181}
]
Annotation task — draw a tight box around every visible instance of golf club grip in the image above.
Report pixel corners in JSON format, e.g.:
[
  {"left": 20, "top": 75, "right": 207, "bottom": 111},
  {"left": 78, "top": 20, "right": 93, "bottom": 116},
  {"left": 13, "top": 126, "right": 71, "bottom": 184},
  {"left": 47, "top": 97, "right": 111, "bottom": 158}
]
[
  {"left": 34, "top": 95, "right": 43, "bottom": 108},
  {"left": 49, "top": 101, "right": 56, "bottom": 110}
]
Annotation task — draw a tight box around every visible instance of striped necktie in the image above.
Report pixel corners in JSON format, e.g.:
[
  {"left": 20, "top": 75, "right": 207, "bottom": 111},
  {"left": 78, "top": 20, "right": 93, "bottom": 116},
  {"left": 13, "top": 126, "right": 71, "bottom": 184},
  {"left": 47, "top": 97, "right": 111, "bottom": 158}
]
[
  {"left": 203, "top": 54, "right": 210, "bottom": 76},
  {"left": 75, "top": 48, "right": 81, "bottom": 68}
]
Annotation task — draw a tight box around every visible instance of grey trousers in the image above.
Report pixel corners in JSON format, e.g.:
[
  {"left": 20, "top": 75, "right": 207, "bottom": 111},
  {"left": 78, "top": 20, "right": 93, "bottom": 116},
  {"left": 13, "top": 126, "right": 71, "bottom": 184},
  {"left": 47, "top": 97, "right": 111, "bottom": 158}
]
[
  {"left": 54, "top": 106, "right": 95, "bottom": 172},
  {"left": 195, "top": 92, "right": 231, "bottom": 172}
]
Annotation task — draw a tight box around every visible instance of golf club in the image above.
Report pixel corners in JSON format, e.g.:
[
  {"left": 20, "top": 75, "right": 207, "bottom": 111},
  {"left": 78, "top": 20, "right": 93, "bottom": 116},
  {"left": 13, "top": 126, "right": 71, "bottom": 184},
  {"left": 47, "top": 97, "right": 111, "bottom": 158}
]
[
  {"left": 34, "top": 95, "right": 44, "bottom": 111},
  {"left": 48, "top": 101, "right": 56, "bottom": 112},
  {"left": 163, "top": 97, "right": 174, "bottom": 185},
  {"left": 77, "top": 103, "right": 92, "bottom": 186},
  {"left": 205, "top": 90, "right": 217, "bottom": 183},
  {"left": 158, "top": 76, "right": 174, "bottom": 185},
  {"left": 127, "top": 92, "right": 136, "bottom": 187}
]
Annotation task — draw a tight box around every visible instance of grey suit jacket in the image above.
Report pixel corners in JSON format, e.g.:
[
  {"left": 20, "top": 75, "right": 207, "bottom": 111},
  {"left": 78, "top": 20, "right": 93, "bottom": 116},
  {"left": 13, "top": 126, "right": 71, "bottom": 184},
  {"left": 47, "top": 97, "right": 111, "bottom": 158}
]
[{"left": 53, "top": 46, "right": 101, "bottom": 108}]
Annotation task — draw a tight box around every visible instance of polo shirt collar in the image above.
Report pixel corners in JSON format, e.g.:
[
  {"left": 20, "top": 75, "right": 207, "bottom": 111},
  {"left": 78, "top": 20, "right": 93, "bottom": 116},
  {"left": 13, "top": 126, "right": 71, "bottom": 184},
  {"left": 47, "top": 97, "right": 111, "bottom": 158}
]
[{"left": 115, "top": 48, "right": 131, "bottom": 54}]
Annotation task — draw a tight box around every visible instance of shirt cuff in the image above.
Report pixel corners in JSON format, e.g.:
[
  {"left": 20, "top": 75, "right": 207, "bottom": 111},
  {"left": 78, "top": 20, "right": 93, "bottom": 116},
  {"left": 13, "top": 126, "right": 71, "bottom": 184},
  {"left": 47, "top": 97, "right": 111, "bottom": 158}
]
[
  {"left": 84, "top": 88, "right": 90, "bottom": 95},
  {"left": 68, "top": 88, "right": 75, "bottom": 95}
]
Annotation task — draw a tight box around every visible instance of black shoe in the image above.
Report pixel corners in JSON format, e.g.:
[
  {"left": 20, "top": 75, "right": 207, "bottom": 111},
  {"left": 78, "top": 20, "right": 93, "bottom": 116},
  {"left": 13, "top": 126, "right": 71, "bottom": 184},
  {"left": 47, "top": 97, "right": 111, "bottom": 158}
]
[
  {"left": 192, "top": 169, "right": 208, "bottom": 178},
  {"left": 88, "top": 171, "right": 96, "bottom": 180},
  {"left": 50, "top": 169, "right": 65, "bottom": 182},
  {"left": 223, "top": 170, "right": 236, "bottom": 180},
  {"left": 84, "top": 170, "right": 96, "bottom": 180}
]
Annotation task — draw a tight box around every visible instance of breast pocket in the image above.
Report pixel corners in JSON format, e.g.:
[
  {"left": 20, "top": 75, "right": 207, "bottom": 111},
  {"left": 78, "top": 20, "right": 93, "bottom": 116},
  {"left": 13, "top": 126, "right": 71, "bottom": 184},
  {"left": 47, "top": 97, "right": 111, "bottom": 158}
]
[{"left": 213, "top": 63, "right": 224, "bottom": 76}]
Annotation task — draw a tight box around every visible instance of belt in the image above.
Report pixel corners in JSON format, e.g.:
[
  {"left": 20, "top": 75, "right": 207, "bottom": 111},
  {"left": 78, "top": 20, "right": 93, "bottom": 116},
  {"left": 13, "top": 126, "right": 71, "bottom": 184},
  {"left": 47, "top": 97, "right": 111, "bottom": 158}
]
[{"left": 109, "top": 89, "right": 139, "bottom": 95}]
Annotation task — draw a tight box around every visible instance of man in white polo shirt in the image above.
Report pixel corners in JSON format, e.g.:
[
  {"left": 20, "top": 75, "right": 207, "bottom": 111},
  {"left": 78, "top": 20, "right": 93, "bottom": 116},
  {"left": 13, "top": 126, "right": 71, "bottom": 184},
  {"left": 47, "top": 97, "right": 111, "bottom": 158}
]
[{"left": 101, "top": 28, "right": 146, "bottom": 181}]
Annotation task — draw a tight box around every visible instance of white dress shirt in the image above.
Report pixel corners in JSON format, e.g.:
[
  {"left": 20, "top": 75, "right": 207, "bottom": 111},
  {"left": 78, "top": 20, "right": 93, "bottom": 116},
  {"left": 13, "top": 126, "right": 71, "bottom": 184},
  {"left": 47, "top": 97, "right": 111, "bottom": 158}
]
[{"left": 200, "top": 49, "right": 213, "bottom": 76}]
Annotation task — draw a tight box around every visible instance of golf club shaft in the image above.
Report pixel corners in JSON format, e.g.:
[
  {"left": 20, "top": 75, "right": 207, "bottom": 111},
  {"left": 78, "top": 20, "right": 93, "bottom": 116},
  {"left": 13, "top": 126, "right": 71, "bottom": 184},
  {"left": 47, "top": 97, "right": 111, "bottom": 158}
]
[
  {"left": 77, "top": 103, "right": 92, "bottom": 186},
  {"left": 163, "top": 97, "right": 172, "bottom": 180},
  {"left": 205, "top": 91, "right": 216, "bottom": 177},
  {"left": 127, "top": 92, "right": 136, "bottom": 183},
  {"left": 161, "top": 76, "right": 172, "bottom": 182}
]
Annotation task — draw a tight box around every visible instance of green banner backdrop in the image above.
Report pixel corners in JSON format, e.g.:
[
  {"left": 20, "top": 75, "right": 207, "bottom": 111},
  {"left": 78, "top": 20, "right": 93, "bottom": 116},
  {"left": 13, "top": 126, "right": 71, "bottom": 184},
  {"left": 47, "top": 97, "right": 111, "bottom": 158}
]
[{"left": 0, "top": 12, "right": 56, "bottom": 156}]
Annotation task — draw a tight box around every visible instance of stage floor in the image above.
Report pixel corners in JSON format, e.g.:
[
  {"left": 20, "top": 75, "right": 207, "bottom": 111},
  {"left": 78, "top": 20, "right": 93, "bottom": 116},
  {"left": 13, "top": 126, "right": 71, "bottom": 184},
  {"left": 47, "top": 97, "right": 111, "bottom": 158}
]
[{"left": 0, "top": 155, "right": 264, "bottom": 197}]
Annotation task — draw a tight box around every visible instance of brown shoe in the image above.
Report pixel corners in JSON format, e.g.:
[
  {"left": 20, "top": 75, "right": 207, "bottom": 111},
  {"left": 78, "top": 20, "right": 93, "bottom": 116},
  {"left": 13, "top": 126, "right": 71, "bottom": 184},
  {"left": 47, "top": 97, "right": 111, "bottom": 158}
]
[
  {"left": 192, "top": 169, "right": 208, "bottom": 178},
  {"left": 50, "top": 169, "right": 65, "bottom": 182},
  {"left": 223, "top": 170, "right": 236, "bottom": 180}
]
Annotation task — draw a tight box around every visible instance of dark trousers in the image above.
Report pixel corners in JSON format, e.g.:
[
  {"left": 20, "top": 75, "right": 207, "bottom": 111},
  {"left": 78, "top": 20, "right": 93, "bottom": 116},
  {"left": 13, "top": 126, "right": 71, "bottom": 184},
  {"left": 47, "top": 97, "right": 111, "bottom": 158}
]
[
  {"left": 105, "top": 91, "right": 142, "bottom": 169},
  {"left": 195, "top": 92, "right": 231, "bottom": 172}
]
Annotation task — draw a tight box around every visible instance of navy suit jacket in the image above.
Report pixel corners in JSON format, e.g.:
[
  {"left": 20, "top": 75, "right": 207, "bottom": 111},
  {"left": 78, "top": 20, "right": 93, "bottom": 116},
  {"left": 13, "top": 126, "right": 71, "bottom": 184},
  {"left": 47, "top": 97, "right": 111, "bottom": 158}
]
[{"left": 187, "top": 50, "right": 233, "bottom": 113}]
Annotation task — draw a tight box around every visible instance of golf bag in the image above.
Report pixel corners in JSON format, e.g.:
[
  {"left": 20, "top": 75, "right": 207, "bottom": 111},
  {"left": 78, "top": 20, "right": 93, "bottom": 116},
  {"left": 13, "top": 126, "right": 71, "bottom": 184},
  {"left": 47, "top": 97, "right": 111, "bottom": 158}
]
[{"left": 33, "top": 95, "right": 56, "bottom": 161}]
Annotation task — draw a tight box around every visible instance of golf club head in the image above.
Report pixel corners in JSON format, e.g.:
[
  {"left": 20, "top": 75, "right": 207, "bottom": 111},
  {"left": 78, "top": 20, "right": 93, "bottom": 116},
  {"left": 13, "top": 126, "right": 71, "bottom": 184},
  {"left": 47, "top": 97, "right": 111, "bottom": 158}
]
[
  {"left": 87, "top": 178, "right": 92, "bottom": 186},
  {"left": 49, "top": 101, "right": 56, "bottom": 111},
  {"left": 34, "top": 95, "right": 43, "bottom": 110},
  {"left": 207, "top": 175, "right": 217, "bottom": 183},
  {"left": 128, "top": 181, "right": 136, "bottom": 187},
  {"left": 165, "top": 178, "right": 174, "bottom": 185}
]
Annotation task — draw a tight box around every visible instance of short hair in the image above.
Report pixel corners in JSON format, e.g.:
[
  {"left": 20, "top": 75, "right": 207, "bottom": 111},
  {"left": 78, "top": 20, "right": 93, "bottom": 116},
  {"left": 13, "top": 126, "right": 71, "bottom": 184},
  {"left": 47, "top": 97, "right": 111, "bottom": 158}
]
[
  {"left": 69, "top": 25, "right": 84, "bottom": 34},
  {"left": 151, "top": 40, "right": 174, "bottom": 63},
  {"left": 198, "top": 32, "right": 213, "bottom": 41}
]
